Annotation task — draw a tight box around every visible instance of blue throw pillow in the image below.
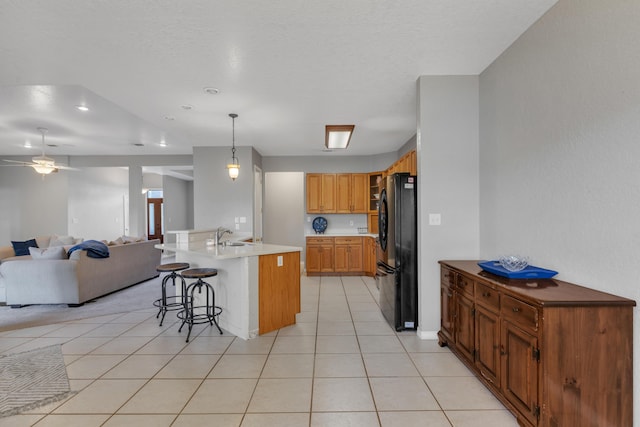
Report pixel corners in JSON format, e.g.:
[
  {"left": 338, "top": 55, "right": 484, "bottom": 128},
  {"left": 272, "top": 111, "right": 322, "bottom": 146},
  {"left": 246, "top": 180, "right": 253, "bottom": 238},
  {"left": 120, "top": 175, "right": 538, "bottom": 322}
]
[{"left": 11, "top": 239, "right": 38, "bottom": 256}]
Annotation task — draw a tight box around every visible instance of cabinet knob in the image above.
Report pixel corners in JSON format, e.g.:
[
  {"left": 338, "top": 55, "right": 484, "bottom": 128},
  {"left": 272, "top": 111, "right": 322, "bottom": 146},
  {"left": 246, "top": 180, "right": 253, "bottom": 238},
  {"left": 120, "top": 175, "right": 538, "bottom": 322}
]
[
  {"left": 512, "top": 307, "right": 520, "bottom": 313},
  {"left": 482, "top": 292, "right": 490, "bottom": 298}
]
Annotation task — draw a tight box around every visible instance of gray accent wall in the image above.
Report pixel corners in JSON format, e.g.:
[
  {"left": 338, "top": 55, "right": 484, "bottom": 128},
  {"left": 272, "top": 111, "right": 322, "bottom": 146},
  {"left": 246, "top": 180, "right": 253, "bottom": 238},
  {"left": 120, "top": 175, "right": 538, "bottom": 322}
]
[
  {"left": 478, "top": 0, "right": 640, "bottom": 413},
  {"left": 163, "top": 175, "right": 194, "bottom": 242},
  {"left": 193, "top": 146, "right": 258, "bottom": 234},
  {"left": 68, "top": 167, "right": 129, "bottom": 241},
  {"left": 416, "top": 76, "right": 480, "bottom": 339},
  {"left": 0, "top": 164, "right": 69, "bottom": 242}
]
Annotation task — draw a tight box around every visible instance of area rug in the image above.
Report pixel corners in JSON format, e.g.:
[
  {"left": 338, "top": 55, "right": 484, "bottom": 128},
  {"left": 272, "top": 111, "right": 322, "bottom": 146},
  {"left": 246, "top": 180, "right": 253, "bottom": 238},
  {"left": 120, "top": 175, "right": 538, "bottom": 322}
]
[{"left": 0, "top": 345, "right": 73, "bottom": 417}]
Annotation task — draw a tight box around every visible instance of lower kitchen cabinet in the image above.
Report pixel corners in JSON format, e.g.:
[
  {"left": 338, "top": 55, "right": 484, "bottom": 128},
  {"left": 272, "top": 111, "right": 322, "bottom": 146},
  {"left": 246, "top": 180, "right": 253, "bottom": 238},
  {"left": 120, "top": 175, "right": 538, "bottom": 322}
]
[
  {"left": 334, "top": 237, "right": 363, "bottom": 273},
  {"left": 363, "top": 236, "right": 377, "bottom": 276},
  {"left": 306, "top": 236, "right": 370, "bottom": 276},
  {"left": 305, "top": 237, "right": 334, "bottom": 274},
  {"left": 438, "top": 260, "right": 635, "bottom": 427}
]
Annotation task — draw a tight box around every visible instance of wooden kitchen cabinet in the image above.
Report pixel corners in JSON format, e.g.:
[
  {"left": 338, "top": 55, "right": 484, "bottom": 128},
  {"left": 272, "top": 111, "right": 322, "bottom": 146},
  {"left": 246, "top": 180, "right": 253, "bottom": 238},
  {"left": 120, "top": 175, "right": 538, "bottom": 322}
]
[
  {"left": 363, "top": 236, "right": 377, "bottom": 277},
  {"left": 334, "top": 237, "right": 363, "bottom": 273},
  {"left": 336, "top": 173, "right": 368, "bottom": 213},
  {"left": 368, "top": 172, "right": 382, "bottom": 212},
  {"left": 305, "top": 237, "right": 334, "bottom": 274},
  {"left": 306, "top": 173, "right": 336, "bottom": 213},
  {"left": 438, "top": 260, "right": 635, "bottom": 427}
]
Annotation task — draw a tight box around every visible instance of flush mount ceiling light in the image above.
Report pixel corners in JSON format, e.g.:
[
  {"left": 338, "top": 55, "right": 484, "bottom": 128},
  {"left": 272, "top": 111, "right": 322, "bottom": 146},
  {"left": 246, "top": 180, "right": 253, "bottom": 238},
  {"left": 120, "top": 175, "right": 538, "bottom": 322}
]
[
  {"left": 227, "top": 113, "right": 240, "bottom": 181},
  {"left": 325, "top": 125, "right": 355, "bottom": 149},
  {"left": 75, "top": 105, "right": 89, "bottom": 112}
]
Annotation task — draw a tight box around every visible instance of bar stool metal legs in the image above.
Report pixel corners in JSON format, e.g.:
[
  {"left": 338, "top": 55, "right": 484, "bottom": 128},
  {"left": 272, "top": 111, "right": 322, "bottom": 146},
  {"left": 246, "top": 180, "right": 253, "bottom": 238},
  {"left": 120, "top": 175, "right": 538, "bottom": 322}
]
[
  {"left": 153, "top": 262, "right": 190, "bottom": 326},
  {"left": 177, "top": 268, "right": 223, "bottom": 342}
]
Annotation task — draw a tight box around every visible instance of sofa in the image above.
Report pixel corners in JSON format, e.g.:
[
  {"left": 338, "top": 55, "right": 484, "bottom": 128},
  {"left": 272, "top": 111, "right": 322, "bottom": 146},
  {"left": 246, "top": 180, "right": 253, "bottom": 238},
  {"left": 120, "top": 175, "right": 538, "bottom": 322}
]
[{"left": 0, "top": 236, "right": 161, "bottom": 307}]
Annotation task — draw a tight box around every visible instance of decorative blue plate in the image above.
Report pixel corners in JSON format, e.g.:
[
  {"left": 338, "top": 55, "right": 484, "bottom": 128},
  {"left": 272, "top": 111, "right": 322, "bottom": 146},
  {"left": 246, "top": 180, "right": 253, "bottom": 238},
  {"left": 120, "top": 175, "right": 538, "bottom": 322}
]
[
  {"left": 312, "top": 217, "right": 328, "bottom": 234},
  {"left": 478, "top": 261, "right": 558, "bottom": 279}
]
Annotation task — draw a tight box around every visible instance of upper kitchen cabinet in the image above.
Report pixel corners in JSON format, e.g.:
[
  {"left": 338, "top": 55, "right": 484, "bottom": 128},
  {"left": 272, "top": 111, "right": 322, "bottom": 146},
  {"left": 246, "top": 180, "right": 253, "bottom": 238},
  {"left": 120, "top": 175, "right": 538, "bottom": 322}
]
[
  {"left": 386, "top": 150, "right": 417, "bottom": 176},
  {"left": 306, "top": 173, "right": 336, "bottom": 213},
  {"left": 369, "top": 172, "right": 382, "bottom": 212},
  {"left": 336, "top": 173, "right": 368, "bottom": 213}
]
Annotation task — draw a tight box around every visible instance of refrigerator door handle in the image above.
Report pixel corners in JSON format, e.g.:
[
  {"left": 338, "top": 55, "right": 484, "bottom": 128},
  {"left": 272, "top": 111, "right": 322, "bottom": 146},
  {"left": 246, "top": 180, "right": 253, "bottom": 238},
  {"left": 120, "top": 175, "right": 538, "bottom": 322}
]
[{"left": 376, "top": 261, "right": 396, "bottom": 275}]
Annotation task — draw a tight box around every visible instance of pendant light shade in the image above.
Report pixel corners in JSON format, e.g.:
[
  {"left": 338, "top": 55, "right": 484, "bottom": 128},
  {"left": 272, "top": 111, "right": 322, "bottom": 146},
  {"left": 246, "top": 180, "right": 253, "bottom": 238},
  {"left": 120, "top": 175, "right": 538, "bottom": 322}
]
[{"left": 227, "top": 113, "right": 240, "bottom": 181}]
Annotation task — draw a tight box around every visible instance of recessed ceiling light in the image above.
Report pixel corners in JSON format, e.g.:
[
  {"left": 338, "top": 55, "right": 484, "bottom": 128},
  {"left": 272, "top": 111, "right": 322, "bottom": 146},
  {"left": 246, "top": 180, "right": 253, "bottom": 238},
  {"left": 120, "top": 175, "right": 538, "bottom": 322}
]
[
  {"left": 134, "top": 143, "right": 144, "bottom": 147},
  {"left": 159, "top": 140, "right": 167, "bottom": 147},
  {"left": 75, "top": 105, "right": 89, "bottom": 112},
  {"left": 203, "top": 87, "right": 220, "bottom": 95},
  {"left": 24, "top": 140, "right": 32, "bottom": 148},
  {"left": 181, "top": 105, "right": 193, "bottom": 110}
]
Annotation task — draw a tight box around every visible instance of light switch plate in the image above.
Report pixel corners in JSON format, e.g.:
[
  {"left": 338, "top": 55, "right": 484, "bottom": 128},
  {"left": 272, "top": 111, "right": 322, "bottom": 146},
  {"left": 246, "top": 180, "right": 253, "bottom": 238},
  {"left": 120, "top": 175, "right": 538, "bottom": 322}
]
[{"left": 277, "top": 255, "right": 283, "bottom": 267}]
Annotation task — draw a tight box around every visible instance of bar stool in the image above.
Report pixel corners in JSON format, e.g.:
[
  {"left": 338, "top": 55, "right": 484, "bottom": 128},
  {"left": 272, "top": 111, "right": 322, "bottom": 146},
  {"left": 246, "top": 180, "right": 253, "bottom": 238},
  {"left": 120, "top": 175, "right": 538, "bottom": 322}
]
[
  {"left": 153, "top": 262, "right": 190, "bottom": 326},
  {"left": 177, "top": 268, "right": 223, "bottom": 342}
]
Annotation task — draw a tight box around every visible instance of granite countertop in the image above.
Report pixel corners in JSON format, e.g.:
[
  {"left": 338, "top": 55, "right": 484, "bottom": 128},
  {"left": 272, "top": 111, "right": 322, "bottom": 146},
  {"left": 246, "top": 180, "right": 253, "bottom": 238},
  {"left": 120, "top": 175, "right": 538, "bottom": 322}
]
[{"left": 156, "top": 242, "right": 302, "bottom": 260}]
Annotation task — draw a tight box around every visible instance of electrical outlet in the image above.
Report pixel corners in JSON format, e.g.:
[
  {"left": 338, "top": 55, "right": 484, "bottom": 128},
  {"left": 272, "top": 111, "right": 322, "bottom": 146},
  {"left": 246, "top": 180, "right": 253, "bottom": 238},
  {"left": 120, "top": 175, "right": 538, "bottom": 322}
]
[
  {"left": 429, "top": 213, "right": 442, "bottom": 226},
  {"left": 349, "top": 220, "right": 354, "bottom": 226}
]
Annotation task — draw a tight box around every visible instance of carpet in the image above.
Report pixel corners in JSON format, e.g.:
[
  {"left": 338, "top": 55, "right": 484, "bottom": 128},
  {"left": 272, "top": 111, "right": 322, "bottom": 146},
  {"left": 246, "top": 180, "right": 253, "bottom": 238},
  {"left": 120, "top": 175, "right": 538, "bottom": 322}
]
[
  {"left": 0, "top": 274, "right": 171, "bottom": 333},
  {"left": 0, "top": 345, "right": 73, "bottom": 417}
]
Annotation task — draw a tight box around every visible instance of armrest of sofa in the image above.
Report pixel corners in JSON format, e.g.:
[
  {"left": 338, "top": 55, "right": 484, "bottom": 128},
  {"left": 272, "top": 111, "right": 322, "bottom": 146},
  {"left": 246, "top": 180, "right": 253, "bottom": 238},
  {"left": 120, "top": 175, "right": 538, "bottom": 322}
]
[
  {"left": 1, "top": 259, "right": 80, "bottom": 305},
  {"left": 0, "top": 246, "right": 15, "bottom": 262}
]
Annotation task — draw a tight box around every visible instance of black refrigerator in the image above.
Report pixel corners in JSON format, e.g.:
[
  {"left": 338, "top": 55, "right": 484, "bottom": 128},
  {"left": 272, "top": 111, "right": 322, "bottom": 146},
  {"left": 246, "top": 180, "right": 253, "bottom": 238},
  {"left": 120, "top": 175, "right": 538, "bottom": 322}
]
[{"left": 376, "top": 173, "right": 418, "bottom": 331}]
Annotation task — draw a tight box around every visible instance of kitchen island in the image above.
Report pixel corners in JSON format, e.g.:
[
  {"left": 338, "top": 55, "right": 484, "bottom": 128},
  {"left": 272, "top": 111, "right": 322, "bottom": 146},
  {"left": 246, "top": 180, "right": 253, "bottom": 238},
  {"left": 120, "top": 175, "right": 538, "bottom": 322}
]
[{"left": 156, "top": 241, "right": 302, "bottom": 339}]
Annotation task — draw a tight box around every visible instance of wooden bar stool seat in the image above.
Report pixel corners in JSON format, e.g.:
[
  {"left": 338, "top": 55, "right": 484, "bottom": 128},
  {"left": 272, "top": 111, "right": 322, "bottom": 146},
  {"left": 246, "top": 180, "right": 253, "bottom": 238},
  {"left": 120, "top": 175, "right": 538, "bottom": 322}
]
[
  {"left": 177, "top": 267, "right": 223, "bottom": 342},
  {"left": 153, "top": 262, "right": 190, "bottom": 326}
]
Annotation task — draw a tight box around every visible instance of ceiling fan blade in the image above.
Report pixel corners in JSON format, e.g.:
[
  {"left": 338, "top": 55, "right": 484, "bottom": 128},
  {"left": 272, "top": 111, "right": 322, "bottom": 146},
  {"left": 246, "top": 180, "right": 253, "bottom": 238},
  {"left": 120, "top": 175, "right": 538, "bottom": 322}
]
[
  {"left": 3, "top": 159, "right": 35, "bottom": 166},
  {"left": 55, "top": 165, "right": 80, "bottom": 171}
]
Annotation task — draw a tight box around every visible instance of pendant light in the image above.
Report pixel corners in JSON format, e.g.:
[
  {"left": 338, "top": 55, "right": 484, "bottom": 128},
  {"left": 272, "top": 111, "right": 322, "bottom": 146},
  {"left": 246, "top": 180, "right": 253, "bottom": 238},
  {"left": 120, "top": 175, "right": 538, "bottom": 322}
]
[{"left": 226, "top": 113, "right": 240, "bottom": 181}]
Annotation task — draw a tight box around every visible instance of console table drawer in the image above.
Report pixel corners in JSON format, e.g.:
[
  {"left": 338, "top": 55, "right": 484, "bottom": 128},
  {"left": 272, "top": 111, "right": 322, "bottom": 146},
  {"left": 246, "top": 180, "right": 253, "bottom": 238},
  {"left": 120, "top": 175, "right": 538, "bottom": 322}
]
[
  {"left": 475, "top": 282, "right": 499, "bottom": 312},
  {"left": 501, "top": 295, "right": 538, "bottom": 330},
  {"left": 441, "top": 267, "right": 455, "bottom": 286},
  {"left": 457, "top": 275, "right": 474, "bottom": 297}
]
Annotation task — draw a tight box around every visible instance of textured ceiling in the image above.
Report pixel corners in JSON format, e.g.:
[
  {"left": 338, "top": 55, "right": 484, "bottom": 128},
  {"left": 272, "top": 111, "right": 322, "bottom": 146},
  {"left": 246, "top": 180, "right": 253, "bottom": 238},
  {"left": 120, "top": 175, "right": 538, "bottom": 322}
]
[{"left": 0, "top": 0, "right": 558, "bottom": 158}]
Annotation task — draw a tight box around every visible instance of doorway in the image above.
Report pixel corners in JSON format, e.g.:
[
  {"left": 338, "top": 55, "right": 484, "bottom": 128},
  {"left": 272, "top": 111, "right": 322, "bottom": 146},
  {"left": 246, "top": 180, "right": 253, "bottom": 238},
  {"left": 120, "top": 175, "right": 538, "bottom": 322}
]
[{"left": 147, "top": 190, "right": 164, "bottom": 242}]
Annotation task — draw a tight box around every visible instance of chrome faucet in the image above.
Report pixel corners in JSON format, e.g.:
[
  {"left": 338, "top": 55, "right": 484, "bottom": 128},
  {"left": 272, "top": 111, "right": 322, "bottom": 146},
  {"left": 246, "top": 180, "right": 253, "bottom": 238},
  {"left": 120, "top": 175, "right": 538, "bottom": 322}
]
[{"left": 214, "top": 227, "right": 233, "bottom": 245}]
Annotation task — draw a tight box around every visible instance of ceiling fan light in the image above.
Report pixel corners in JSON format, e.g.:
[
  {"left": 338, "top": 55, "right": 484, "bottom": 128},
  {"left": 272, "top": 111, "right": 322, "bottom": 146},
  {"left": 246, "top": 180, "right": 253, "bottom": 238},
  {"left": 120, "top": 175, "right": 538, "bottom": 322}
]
[{"left": 32, "top": 164, "right": 55, "bottom": 174}]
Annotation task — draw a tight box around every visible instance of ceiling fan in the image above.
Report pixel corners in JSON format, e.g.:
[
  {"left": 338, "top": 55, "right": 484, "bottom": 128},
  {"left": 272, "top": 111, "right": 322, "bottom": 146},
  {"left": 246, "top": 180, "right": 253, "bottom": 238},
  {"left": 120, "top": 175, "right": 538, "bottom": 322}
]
[{"left": 3, "top": 127, "right": 77, "bottom": 176}]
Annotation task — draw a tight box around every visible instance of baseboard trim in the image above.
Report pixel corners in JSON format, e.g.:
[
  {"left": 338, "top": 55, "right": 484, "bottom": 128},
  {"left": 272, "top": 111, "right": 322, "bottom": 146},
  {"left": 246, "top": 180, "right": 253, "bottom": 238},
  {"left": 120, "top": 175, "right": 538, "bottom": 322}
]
[{"left": 417, "top": 329, "right": 438, "bottom": 340}]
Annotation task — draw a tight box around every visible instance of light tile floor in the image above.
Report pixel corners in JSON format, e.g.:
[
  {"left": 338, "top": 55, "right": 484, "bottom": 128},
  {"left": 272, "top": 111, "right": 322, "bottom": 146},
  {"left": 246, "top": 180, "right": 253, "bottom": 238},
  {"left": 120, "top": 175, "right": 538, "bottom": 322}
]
[{"left": 1, "top": 275, "right": 518, "bottom": 427}]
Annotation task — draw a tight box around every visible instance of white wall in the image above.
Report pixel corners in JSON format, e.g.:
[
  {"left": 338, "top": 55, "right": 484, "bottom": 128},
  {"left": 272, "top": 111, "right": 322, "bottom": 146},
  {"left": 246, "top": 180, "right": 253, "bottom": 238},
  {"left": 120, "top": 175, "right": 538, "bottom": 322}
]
[
  {"left": 416, "top": 76, "right": 480, "bottom": 338},
  {"left": 478, "top": 0, "right": 640, "bottom": 421},
  {"left": 68, "top": 167, "right": 129, "bottom": 241}
]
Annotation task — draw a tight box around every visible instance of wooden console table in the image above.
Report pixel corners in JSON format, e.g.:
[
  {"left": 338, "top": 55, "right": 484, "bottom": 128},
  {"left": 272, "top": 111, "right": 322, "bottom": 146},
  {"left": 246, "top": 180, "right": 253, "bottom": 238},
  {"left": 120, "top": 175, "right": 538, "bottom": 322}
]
[{"left": 438, "top": 260, "right": 635, "bottom": 427}]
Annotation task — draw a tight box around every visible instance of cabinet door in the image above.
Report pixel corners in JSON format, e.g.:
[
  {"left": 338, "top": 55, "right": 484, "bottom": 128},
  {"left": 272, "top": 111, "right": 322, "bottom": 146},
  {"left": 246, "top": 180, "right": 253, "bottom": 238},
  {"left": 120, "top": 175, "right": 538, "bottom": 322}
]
[
  {"left": 475, "top": 305, "right": 501, "bottom": 386},
  {"left": 320, "top": 174, "right": 336, "bottom": 212},
  {"left": 455, "top": 293, "right": 475, "bottom": 363},
  {"left": 351, "top": 173, "right": 368, "bottom": 213},
  {"left": 334, "top": 244, "right": 348, "bottom": 272},
  {"left": 306, "top": 174, "right": 322, "bottom": 213},
  {"left": 364, "top": 237, "right": 376, "bottom": 276},
  {"left": 501, "top": 320, "right": 539, "bottom": 426},
  {"left": 336, "top": 174, "right": 351, "bottom": 213},
  {"left": 347, "top": 243, "right": 363, "bottom": 272},
  {"left": 440, "top": 283, "right": 454, "bottom": 343},
  {"left": 319, "top": 244, "right": 334, "bottom": 272},
  {"left": 306, "top": 245, "right": 321, "bottom": 273}
]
